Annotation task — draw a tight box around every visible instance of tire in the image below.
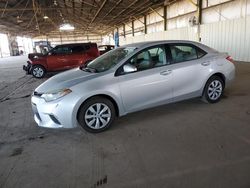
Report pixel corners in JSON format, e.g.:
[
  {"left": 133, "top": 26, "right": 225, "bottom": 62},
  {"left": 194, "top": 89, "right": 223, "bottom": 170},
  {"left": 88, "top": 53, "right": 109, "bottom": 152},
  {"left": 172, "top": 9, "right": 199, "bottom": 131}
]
[
  {"left": 77, "top": 97, "right": 116, "bottom": 133},
  {"left": 202, "top": 75, "right": 224, "bottom": 103},
  {"left": 31, "top": 65, "right": 46, "bottom": 78}
]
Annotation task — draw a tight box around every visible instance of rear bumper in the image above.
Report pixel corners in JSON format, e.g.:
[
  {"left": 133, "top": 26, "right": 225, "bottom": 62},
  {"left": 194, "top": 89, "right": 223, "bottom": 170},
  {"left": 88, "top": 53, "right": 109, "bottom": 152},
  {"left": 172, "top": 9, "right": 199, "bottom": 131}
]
[
  {"left": 23, "top": 61, "right": 32, "bottom": 74},
  {"left": 225, "top": 63, "right": 235, "bottom": 88}
]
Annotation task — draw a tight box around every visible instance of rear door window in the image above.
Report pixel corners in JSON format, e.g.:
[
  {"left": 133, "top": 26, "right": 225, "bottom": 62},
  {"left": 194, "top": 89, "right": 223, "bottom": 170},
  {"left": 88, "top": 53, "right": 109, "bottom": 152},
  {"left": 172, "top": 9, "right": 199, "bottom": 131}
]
[
  {"left": 72, "top": 45, "right": 85, "bottom": 53},
  {"left": 169, "top": 44, "right": 206, "bottom": 63},
  {"left": 52, "top": 46, "right": 72, "bottom": 55},
  {"left": 85, "top": 45, "right": 91, "bottom": 50}
]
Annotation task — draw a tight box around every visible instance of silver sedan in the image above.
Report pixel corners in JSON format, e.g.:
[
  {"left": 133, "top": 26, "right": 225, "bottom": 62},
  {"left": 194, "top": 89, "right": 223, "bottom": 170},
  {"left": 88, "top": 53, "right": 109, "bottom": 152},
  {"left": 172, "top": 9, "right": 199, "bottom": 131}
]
[{"left": 31, "top": 40, "right": 235, "bottom": 133}]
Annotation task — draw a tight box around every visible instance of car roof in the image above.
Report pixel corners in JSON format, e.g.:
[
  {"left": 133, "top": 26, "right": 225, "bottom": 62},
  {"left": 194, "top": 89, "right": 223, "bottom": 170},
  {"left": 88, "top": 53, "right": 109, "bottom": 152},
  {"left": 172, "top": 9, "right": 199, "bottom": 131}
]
[
  {"left": 122, "top": 40, "right": 217, "bottom": 53},
  {"left": 56, "top": 43, "right": 97, "bottom": 47},
  {"left": 98, "top": 45, "right": 114, "bottom": 47}
]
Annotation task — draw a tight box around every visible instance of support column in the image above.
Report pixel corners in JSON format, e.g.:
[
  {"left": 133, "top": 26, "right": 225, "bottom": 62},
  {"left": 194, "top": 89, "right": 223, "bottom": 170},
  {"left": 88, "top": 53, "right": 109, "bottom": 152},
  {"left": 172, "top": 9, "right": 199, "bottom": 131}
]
[
  {"left": 114, "top": 28, "right": 119, "bottom": 47},
  {"left": 7, "top": 33, "right": 19, "bottom": 56},
  {"left": 144, "top": 15, "right": 147, "bottom": 34},
  {"left": 132, "top": 20, "right": 134, "bottom": 37},
  {"left": 123, "top": 24, "right": 126, "bottom": 38},
  {"left": 197, "top": 0, "right": 202, "bottom": 25},
  {"left": 163, "top": 6, "right": 167, "bottom": 31},
  {"left": 197, "top": 0, "right": 202, "bottom": 42}
]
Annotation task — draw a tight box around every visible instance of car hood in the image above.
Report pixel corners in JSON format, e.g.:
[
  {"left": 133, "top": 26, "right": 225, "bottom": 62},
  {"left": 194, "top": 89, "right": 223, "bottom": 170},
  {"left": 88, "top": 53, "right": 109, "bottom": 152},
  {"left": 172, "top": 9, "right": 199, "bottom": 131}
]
[
  {"left": 28, "top": 53, "right": 46, "bottom": 60},
  {"left": 35, "top": 68, "right": 98, "bottom": 93}
]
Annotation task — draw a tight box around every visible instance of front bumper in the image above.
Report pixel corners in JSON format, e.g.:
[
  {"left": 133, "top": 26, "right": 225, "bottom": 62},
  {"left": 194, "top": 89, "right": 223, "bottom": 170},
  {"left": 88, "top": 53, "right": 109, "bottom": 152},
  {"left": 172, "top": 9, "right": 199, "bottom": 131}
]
[
  {"left": 31, "top": 95, "right": 78, "bottom": 129},
  {"left": 23, "top": 61, "right": 32, "bottom": 74}
]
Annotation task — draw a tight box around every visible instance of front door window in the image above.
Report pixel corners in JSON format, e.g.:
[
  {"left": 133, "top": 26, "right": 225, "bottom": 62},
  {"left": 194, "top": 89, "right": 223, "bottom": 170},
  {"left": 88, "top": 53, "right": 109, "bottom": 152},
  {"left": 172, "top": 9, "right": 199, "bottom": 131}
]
[{"left": 123, "top": 45, "right": 169, "bottom": 74}]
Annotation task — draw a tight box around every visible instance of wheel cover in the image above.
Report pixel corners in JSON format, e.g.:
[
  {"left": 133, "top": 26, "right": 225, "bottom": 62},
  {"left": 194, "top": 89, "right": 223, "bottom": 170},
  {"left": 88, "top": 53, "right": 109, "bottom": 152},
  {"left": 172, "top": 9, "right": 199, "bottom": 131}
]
[
  {"left": 207, "top": 80, "right": 223, "bottom": 100},
  {"left": 84, "top": 103, "right": 111, "bottom": 129},
  {"left": 33, "top": 67, "right": 44, "bottom": 77}
]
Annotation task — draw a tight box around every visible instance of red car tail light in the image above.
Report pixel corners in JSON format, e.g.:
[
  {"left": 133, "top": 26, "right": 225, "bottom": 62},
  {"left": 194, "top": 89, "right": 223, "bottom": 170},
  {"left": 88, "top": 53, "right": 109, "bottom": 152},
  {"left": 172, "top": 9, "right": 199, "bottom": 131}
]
[{"left": 226, "top": 56, "right": 235, "bottom": 64}]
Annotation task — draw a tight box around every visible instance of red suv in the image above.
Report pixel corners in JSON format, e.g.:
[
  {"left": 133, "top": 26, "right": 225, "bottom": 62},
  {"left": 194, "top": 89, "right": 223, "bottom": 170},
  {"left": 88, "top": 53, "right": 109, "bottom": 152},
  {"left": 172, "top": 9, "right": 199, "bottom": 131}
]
[{"left": 23, "top": 43, "right": 99, "bottom": 78}]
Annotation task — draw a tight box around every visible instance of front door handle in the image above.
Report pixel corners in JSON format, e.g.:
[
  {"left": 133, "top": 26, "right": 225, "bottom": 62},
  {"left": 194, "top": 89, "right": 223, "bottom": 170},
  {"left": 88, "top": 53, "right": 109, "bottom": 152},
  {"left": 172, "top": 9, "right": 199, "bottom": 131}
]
[
  {"left": 201, "top": 61, "right": 211, "bottom": 66},
  {"left": 160, "top": 70, "right": 172, "bottom": 76}
]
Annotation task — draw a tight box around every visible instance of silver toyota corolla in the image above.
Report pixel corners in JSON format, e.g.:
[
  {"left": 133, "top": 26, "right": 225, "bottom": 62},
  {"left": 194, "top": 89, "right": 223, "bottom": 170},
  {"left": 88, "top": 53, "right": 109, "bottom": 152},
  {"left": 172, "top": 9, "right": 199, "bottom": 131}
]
[{"left": 31, "top": 40, "right": 235, "bottom": 133}]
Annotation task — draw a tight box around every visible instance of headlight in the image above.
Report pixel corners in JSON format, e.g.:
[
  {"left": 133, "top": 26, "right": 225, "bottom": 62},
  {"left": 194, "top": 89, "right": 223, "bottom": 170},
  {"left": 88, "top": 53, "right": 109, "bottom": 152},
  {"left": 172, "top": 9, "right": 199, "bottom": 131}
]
[{"left": 41, "top": 89, "right": 72, "bottom": 102}]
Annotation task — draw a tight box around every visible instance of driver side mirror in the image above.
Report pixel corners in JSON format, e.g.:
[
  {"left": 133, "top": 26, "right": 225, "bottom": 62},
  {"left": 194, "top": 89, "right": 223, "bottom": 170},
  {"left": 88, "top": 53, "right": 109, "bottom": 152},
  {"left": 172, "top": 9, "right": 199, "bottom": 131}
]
[{"left": 123, "top": 64, "right": 137, "bottom": 73}]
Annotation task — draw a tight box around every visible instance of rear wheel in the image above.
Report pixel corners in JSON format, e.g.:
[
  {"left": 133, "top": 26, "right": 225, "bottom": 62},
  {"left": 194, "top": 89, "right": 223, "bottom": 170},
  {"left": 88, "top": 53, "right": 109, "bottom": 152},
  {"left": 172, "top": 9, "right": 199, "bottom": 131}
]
[
  {"left": 31, "top": 65, "right": 46, "bottom": 78},
  {"left": 202, "top": 75, "right": 224, "bottom": 103},
  {"left": 78, "top": 97, "right": 116, "bottom": 133}
]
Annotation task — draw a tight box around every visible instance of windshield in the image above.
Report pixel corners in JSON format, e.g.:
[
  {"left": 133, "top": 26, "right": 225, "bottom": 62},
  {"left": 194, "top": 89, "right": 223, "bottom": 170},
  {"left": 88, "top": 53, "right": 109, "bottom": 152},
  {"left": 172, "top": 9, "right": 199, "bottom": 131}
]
[{"left": 85, "top": 47, "right": 136, "bottom": 72}]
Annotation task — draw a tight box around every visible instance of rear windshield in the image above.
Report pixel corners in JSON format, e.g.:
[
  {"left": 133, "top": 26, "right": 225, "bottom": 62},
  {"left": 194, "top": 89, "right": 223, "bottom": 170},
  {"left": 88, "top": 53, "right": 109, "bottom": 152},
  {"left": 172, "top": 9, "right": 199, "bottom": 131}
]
[
  {"left": 69, "top": 43, "right": 97, "bottom": 53},
  {"left": 71, "top": 45, "right": 85, "bottom": 53}
]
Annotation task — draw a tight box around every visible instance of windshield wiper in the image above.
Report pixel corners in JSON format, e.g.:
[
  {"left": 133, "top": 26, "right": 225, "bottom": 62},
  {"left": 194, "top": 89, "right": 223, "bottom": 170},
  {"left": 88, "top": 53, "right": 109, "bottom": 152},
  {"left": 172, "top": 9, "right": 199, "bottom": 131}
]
[{"left": 79, "top": 66, "right": 98, "bottom": 73}]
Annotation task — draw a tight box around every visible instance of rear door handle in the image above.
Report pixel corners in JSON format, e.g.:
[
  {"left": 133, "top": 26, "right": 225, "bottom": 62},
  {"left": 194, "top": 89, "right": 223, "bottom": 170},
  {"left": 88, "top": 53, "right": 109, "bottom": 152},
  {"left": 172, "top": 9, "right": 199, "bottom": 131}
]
[
  {"left": 160, "top": 70, "right": 172, "bottom": 76},
  {"left": 201, "top": 61, "right": 211, "bottom": 66}
]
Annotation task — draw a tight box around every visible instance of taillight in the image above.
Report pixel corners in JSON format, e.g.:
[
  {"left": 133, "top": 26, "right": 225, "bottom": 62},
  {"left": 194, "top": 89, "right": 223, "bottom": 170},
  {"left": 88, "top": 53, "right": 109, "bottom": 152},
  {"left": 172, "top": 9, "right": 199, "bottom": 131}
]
[{"left": 226, "top": 56, "right": 235, "bottom": 64}]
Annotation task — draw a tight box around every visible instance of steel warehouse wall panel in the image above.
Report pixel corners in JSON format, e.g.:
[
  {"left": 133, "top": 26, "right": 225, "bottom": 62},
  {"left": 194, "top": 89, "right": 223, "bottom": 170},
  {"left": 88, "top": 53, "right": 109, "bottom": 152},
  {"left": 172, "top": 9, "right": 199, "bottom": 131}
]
[
  {"left": 245, "top": 16, "right": 250, "bottom": 61},
  {"left": 120, "top": 15, "right": 250, "bottom": 61},
  {"left": 121, "top": 27, "right": 198, "bottom": 43},
  {"left": 201, "top": 16, "right": 250, "bottom": 61}
]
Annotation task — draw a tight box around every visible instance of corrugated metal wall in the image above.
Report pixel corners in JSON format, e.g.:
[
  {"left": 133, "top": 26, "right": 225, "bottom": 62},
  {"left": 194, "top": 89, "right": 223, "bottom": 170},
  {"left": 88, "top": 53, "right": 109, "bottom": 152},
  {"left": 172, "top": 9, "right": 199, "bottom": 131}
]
[
  {"left": 120, "top": 16, "right": 250, "bottom": 62},
  {"left": 33, "top": 35, "right": 103, "bottom": 46},
  {"left": 120, "top": 27, "right": 197, "bottom": 44},
  {"left": 201, "top": 16, "right": 250, "bottom": 62},
  {"left": 118, "top": 0, "right": 250, "bottom": 62}
]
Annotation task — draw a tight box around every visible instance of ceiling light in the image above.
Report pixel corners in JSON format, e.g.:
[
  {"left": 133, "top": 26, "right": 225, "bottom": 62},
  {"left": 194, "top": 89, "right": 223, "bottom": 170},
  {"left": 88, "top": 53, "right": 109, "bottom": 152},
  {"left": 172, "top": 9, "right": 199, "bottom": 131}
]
[
  {"left": 59, "top": 24, "right": 75, "bottom": 31},
  {"left": 17, "top": 16, "right": 23, "bottom": 23},
  {"left": 43, "top": 15, "right": 49, "bottom": 19}
]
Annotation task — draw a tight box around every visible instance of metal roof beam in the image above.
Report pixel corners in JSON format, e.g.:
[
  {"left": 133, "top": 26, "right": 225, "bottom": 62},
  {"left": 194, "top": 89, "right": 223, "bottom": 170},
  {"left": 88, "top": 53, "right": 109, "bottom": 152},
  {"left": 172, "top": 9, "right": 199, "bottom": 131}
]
[
  {"left": 187, "top": 0, "right": 197, "bottom": 7},
  {"left": 149, "top": 7, "right": 164, "bottom": 19},
  {"left": 90, "top": 0, "right": 108, "bottom": 24},
  {"left": 1, "top": 0, "right": 8, "bottom": 17},
  {"left": 101, "top": 0, "right": 122, "bottom": 20}
]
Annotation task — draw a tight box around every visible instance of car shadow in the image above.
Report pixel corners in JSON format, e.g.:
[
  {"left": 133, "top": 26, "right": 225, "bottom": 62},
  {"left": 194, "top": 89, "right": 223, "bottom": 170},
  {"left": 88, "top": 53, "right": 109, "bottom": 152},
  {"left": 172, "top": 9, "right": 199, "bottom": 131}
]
[
  {"left": 112, "top": 97, "right": 206, "bottom": 130},
  {"left": 44, "top": 72, "right": 60, "bottom": 78}
]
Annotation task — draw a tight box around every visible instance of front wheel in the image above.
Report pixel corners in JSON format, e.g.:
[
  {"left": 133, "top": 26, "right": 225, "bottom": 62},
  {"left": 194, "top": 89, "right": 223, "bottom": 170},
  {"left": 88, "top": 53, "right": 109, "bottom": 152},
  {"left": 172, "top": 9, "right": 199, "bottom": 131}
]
[
  {"left": 31, "top": 65, "right": 46, "bottom": 78},
  {"left": 202, "top": 75, "right": 224, "bottom": 103},
  {"left": 77, "top": 97, "right": 116, "bottom": 133}
]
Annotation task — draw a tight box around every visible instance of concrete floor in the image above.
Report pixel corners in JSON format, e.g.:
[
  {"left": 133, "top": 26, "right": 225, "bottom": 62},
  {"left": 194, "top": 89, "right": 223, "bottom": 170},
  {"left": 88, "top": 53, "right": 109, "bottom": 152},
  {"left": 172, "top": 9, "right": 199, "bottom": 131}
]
[{"left": 0, "top": 57, "right": 250, "bottom": 188}]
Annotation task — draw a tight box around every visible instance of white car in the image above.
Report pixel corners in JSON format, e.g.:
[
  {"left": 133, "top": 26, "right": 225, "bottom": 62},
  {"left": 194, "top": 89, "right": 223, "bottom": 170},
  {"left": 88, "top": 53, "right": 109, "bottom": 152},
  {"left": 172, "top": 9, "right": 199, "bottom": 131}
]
[{"left": 31, "top": 40, "right": 235, "bottom": 133}]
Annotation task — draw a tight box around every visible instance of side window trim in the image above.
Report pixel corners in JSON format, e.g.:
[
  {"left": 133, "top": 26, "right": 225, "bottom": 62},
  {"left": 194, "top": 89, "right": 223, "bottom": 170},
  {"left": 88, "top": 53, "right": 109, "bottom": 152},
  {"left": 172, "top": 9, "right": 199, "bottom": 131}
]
[
  {"left": 53, "top": 46, "right": 72, "bottom": 55},
  {"left": 164, "top": 44, "right": 172, "bottom": 65},
  {"left": 66, "top": 46, "right": 73, "bottom": 54},
  {"left": 71, "top": 45, "right": 86, "bottom": 54},
  {"left": 166, "top": 43, "right": 207, "bottom": 64},
  {"left": 115, "top": 44, "right": 169, "bottom": 77}
]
